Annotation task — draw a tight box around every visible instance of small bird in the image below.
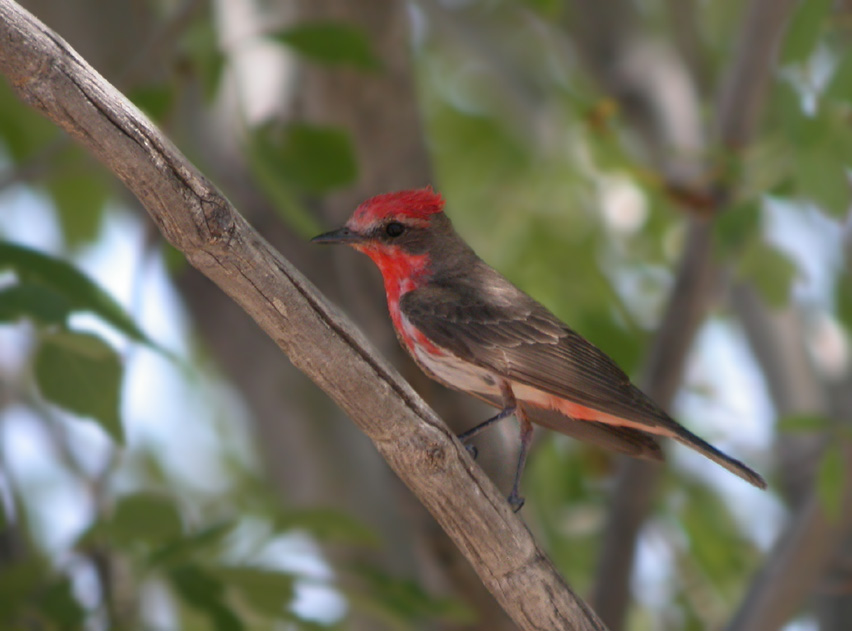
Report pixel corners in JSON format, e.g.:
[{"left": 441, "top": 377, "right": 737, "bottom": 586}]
[{"left": 312, "top": 188, "right": 766, "bottom": 509}]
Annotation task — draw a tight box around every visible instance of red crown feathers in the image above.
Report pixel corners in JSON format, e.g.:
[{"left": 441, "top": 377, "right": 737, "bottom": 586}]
[{"left": 353, "top": 187, "right": 445, "bottom": 224}]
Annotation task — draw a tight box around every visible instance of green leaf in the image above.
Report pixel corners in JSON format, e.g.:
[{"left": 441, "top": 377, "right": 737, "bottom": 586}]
[
  {"left": 170, "top": 565, "right": 244, "bottom": 631},
  {"left": 272, "top": 22, "right": 381, "bottom": 70},
  {"left": 149, "top": 521, "right": 235, "bottom": 567},
  {"left": 736, "top": 137, "right": 796, "bottom": 203},
  {"left": 781, "top": 0, "right": 832, "bottom": 63},
  {"left": 182, "top": 14, "right": 225, "bottom": 101},
  {"left": 278, "top": 609, "right": 339, "bottom": 631},
  {"left": 778, "top": 414, "right": 832, "bottom": 434},
  {"left": 0, "top": 284, "right": 71, "bottom": 325},
  {"left": 245, "top": 137, "right": 320, "bottom": 237},
  {"left": 580, "top": 312, "right": 643, "bottom": 377},
  {"left": 678, "top": 481, "right": 754, "bottom": 587},
  {"left": 826, "top": 50, "right": 852, "bottom": 104},
  {"left": 520, "top": 0, "right": 563, "bottom": 18},
  {"left": 345, "top": 564, "right": 473, "bottom": 627},
  {"left": 736, "top": 240, "right": 798, "bottom": 308},
  {"left": 247, "top": 123, "right": 357, "bottom": 235},
  {"left": 0, "top": 563, "right": 85, "bottom": 631},
  {"left": 788, "top": 106, "right": 831, "bottom": 151},
  {"left": 772, "top": 82, "right": 807, "bottom": 145},
  {"left": 34, "top": 331, "right": 124, "bottom": 443},
  {"left": 161, "top": 242, "right": 189, "bottom": 274},
  {"left": 0, "top": 242, "right": 153, "bottom": 346},
  {"left": 252, "top": 122, "right": 358, "bottom": 195},
  {"left": 0, "top": 81, "right": 57, "bottom": 161},
  {"left": 837, "top": 272, "right": 852, "bottom": 331},
  {"left": 795, "top": 145, "right": 851, "bottom": 217},
  {"left": 110, "top": 492, "right": 183, "bottom": 544},
  {"left": 40, "top": 578, "right": 85, "bottom": 631},
  {"left": 0, "top": 561, "right": 43, "bottom": 624},
  {"left": 273, "top": 508, "right": 377, "bottom": 545},
  {"left": 777, "top": 101, "right": 852, "bottom": 217},
  {"left": 211, "top": 566, "right": 296, "bottom": 616},
  {"left": 129, "top": 83, "right": 176, "bottom": 123},
  {"left": 713, "top": 201, "right": 761, "bottom": 256},
  {"left": 46, "top": 165, "right": 109, "bottom": 246},
  {"left": 817, "top": 442, "right": 844, "bottom": 523}
]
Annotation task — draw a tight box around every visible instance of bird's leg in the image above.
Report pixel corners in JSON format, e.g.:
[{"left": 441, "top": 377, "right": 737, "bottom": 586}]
[
  {"left": 457, "top": 381, "right": 517, "bottom": 459},
  {"left": 456, "top": 381, "right": 531, "bottom": 511},
  {"left": 507, "top": 404, "right": 533, "bottom": 512},
  {"left": 457, "top": 405, "right": 516, "bottom": 442}
]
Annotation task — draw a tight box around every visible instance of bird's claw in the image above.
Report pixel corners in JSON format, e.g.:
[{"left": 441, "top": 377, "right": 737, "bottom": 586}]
[
  {"left": 508, "top": 492, "right": 525, "bottom": 513},
  {"left": 464, "top": 443, "right": 478, "bottom": 460}
]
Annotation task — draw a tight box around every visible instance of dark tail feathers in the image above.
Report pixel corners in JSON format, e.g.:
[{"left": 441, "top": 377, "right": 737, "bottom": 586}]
[{"left": 672, "top": 425, "right": 766, "bottom": 489}]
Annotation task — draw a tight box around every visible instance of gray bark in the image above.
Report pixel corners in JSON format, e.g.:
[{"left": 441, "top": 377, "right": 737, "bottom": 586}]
[{"left": 0, "top": 1, "right": 607, "bottom": 628}]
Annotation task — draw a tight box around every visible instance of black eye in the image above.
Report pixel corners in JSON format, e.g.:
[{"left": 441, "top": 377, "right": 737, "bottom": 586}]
[{"left": 385, "top": 222, "right": 405, "bottom": 237}]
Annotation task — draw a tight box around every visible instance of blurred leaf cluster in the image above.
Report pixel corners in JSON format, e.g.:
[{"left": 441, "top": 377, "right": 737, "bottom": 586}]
[
  {"left": 0, "top": 4, "right": 467, "bottom": 630},
  {"left": 0, "top": 240, "right": 466, "bottom": 629},
  {"left": 0, "top": 0, "right": 849, "bottom": 630}
]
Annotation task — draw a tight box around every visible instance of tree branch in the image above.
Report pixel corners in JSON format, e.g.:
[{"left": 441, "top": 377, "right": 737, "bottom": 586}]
[
  {"left": 591, "top": 218, "right": 717, "bottom": 624},
  {"left": 583, "top": 0, "right": 796, "bottom": 627},
  {"left": 726, "top": 284, "right": 852, "bottom": 631},
  {"left": 0, "top": 0, "right": 606, "bottom": 628},
  {"left": 727, "top": 450, "right": 852, "bottom": 631}
]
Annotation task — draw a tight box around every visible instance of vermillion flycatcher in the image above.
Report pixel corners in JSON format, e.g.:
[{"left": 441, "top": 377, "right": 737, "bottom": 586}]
[{"left": 313, "top": 188, "right": 766, "bottom": 510}]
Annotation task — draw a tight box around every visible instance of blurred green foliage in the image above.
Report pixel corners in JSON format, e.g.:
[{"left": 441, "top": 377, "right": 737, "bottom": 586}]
[
  {"left": 246, "top": 122, "right": 356, "bottom": 236},
  {"left": 0, "top": 0, "right": 849, "bottom": 630},
  {"left": 272, "top": 21, "right": 381, "bottom": 71},
  {"left": 34, "top": 330, "right": 125, "bottom": 443},
  {"left": 0, "top": 242, "right": 153, "bottom": 344}
]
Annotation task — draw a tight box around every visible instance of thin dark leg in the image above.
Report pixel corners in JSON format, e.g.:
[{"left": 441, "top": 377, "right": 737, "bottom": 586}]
[
  {"left": 457, "top": 404, "right": 516, "bottom": 442},
  {"left": 456, "top": 381, "right": 533, "bottom": 511},
  {"left": 507, "top": 405, "right": 533, "bottom": 512},
  {"left": 457, "top": 381, "right": 518, "bottom": 460}
]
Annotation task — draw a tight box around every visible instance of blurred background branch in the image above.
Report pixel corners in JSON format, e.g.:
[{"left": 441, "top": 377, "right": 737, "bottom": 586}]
[
  {"left": 578, "top": 0, "right": 796, "bottom": 627},
  {"left": 0, "top": 1, "right": 607, "bottom": 629},
  {"left": 0, "top": 0, "right": 850, "bottom": 630}
]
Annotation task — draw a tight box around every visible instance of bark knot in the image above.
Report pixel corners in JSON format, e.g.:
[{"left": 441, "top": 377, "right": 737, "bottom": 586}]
[
  {"left": 201, "top": 197, "right": 235, "bottom": 245},
  {"left": 409, "top": 432, "right": 448, "bottom": 473},
  {"left": 11, "top": 52, "right": 51, "bottom": 90},
  {"left": 423, "top": 442, "right": 447, "bottom": 472}
]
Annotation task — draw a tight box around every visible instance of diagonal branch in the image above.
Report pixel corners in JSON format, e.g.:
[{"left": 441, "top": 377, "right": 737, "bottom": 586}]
[{"left": 0, "top": 0, "right": 606, "bottom": 628}]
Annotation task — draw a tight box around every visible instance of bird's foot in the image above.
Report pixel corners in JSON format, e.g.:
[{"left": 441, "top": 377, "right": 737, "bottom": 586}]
[
  {"left": 462, "top": 442, "right": 478, "bottom": 460},
  {"left": 507, "top": 491, "right": 525, "bottom": 513}
]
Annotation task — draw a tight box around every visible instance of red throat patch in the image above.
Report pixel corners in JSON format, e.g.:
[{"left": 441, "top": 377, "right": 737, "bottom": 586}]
[
  {"left": 355, "top": 244, "right": 437, "bottom": 352},
  {"left": 351, "top": 187, "right": 445, "bottom": 225}
]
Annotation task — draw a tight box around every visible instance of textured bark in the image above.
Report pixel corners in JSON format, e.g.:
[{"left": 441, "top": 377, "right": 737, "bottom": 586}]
[
  {"left": 175, "top": 0, "right": 434, "bottom": 573},
  {"left": 0, "top": 1, "right": 607, "bottom": 628},
  {"left": 173, "top": 1, "right": 517, "bottom": 627}
]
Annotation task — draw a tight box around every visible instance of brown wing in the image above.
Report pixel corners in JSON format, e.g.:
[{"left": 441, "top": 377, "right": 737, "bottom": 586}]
[
  {"left": 400, "top": 270, "right": 767, "bottom": 489},
  {"left": 400, "top": 274, "right": 676, "bottom": 433}
]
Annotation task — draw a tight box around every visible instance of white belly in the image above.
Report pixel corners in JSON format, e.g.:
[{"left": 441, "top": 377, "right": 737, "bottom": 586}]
[
  {"left": 411, "top": 342, "right": 502, "bottom": 397},
  {"left": 401, "top": 311, "right": 555, "bottom": 408},
  {"left": 400, "top": 314, "right": 671, "bottom": 435}
]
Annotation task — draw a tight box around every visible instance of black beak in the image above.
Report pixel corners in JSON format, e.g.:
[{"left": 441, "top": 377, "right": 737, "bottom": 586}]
[{"left": 310, "top": 226, "right": 365, "bottom": 245}]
